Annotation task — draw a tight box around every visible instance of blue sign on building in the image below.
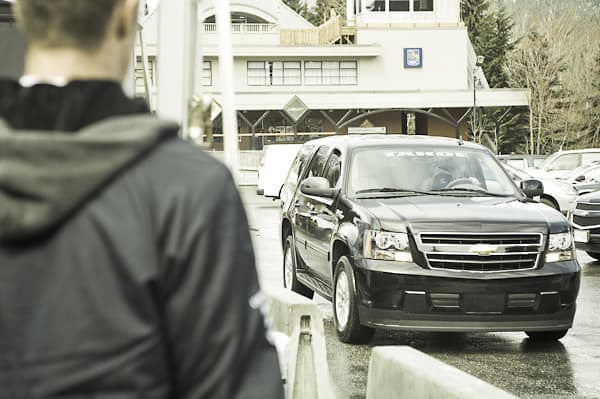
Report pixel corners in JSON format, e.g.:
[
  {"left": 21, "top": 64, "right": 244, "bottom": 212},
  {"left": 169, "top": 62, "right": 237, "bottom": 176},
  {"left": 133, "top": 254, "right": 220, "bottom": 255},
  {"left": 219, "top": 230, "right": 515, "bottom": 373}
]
[{"left": 404, "top": 48, "right": 423, "bottom": 68}]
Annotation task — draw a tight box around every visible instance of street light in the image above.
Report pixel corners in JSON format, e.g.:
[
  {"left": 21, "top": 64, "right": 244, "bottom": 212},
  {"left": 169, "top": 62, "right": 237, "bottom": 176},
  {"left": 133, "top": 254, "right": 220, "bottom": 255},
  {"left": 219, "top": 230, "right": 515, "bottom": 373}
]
[{"left": 472, "top": 55, "right": 485, "bottom": 139}]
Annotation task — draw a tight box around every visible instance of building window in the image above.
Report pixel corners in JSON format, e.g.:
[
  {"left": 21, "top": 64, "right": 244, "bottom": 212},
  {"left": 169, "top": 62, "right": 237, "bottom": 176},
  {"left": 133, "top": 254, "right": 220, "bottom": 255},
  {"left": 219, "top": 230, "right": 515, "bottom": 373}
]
[
  {"left": 248, "top": 61, "right": 267, "bottom": 86},
  {"left": 388, "top": 0, "right": 433, "bottom": 12},
  {"left": 305, "top": 61, "right": 358, "bottom": 86},
  {"left": 413, "top": 0, "right": 433, "bottom": 11},
  {"left": 389, "top": 0, "right": 410, "bottom": 11},
  {"left": 247, "top": 61, "right": 302, "bottom": 86},
  {"left": 365, "top": 0, "right": 386, "bottom": 11},
  {"left": 202, "top": 61, "right": 212, "bottom": 86},
  {"left": 135, "top": 56, "right": 155, "bottom": 94}
]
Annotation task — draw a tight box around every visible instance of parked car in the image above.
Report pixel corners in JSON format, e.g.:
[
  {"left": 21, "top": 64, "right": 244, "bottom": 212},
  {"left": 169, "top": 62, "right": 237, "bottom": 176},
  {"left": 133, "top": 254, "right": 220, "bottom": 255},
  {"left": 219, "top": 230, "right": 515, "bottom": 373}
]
[
  {"left": 556, "top": 161, "right": 600, "bottom": 195},
  {"left": 279, "top": 135, "right": 580, "bottom": 344},
  {"left": 502, "top": 163, "right": 578, "bottom": 213},
  {"left": 569, "top": 191, "right": 600, "bottom": 260},
  {"left": 527, "top": 148, "right": 600, "bottom": 178},
  {"left": 257, "top": 143, "right": 302, "bottom": 198}
]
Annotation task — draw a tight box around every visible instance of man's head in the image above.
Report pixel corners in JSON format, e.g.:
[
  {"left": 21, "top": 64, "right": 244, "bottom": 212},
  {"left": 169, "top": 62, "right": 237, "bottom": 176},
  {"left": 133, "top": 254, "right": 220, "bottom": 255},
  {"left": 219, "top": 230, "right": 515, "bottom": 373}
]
[{"left": 14, "top": 0, "right": 140, "bottom": 80}]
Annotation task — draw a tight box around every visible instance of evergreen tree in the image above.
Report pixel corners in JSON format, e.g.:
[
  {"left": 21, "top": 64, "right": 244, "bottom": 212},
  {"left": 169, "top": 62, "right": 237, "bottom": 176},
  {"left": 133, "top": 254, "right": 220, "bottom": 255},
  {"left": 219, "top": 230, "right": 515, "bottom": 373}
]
[
  {"left": 462, "top": 1, "right": 523, "bottom": 152},
  {"left": 283, "top": 0, "right": 309, "bottom": 18}
]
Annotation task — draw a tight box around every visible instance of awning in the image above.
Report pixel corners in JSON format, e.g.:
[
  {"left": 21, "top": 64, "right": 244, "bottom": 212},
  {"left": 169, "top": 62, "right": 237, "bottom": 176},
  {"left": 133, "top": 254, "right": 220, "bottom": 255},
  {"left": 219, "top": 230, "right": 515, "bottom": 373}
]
[{"left": 206, "top": 88, "right": 529, "bottom": 111}]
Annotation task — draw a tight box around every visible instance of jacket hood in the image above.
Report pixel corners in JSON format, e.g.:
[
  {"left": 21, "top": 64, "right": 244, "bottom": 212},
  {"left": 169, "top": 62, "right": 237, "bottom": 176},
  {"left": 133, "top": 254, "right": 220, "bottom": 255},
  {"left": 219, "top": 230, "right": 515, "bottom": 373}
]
[{"left": 0, "top": 115, "right": 178, "bottom": 243}]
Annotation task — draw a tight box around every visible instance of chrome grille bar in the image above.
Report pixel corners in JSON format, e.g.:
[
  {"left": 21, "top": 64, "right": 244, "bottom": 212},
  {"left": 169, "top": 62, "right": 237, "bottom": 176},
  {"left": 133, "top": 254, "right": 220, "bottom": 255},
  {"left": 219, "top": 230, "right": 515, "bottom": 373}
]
[{"left": 417, "top": 232, "right": 544, "bottom": 273}]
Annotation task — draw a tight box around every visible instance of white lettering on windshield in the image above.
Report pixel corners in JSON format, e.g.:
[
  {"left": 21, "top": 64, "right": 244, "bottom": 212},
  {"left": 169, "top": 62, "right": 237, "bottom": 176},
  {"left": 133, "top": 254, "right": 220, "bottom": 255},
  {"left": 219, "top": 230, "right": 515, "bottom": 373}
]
[{"left": 384, "top": 151, "right": 469, "bottom": 158}]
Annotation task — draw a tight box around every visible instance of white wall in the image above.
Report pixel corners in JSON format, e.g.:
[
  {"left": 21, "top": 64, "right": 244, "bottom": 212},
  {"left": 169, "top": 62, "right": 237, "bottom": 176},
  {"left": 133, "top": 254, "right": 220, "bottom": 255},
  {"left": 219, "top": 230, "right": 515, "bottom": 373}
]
[
  {"left": 279, "top": 2, "right": 314, "bottom": 28},
  {"left": 200, "top": 27, "right": 470, "bottom": 95},
  {"left": 0, "top": 23, "right": 25, "bottom": 78},
  {"left": 356, "top": 28, "right": 469, "bottom": 91}
]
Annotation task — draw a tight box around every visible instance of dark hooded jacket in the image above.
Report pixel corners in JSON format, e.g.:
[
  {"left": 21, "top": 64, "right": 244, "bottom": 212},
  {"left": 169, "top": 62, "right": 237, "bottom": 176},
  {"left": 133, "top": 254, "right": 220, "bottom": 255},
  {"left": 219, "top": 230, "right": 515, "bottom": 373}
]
[{"left": 0, "top": 80, "right": 283, "bottom": 399}]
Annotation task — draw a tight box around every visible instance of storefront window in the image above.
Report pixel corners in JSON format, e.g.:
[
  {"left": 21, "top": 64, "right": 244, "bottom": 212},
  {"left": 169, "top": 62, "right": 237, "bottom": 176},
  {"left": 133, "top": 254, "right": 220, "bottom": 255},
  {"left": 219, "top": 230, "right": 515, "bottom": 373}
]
[
  {"left": 414, "top": 0, "right": 433, "bottom": 11},
  {"left": 365, "top": 0, "right": 386, "bottom": 12},
  {"left": 389, "top": 0, "right": 410, "bottom": 11}
]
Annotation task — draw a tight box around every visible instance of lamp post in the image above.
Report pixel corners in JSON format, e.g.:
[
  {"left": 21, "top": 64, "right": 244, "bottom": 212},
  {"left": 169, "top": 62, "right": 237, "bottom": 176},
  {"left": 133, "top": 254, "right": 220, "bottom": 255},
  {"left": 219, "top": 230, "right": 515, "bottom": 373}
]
[{"left": 472, "top": 55, "right": 485, "bottom": 140}]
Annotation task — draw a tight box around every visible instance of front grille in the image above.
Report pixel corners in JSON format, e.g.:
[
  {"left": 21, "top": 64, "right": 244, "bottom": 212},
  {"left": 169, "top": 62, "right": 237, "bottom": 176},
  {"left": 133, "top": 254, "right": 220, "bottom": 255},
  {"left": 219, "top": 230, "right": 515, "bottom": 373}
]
[
  {"left": 418, "top": 233, "right": 543, "bottom": 273},
  {"left": 575, "top": 202, "right": 600, "bottom": 211},
  {"left": 421, "top": 234, "right": 539, "bottom": 245},
  {"left": 573, "top": 215, "right": 600, "bottom": 227}
]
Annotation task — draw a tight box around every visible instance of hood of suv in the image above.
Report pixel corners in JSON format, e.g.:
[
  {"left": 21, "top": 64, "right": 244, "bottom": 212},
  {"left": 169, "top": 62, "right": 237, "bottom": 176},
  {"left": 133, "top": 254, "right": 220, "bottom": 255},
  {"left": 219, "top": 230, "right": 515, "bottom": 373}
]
[{"left": 356, "top": 195, "right": 568, "bottom": 234}]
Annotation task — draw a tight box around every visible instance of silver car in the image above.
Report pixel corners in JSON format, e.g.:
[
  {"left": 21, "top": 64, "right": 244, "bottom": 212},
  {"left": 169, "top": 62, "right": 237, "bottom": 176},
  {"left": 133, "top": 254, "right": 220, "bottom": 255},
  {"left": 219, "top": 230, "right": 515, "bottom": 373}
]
[{"left": 503, "top": 164, "right": 578, "bottom": 213}]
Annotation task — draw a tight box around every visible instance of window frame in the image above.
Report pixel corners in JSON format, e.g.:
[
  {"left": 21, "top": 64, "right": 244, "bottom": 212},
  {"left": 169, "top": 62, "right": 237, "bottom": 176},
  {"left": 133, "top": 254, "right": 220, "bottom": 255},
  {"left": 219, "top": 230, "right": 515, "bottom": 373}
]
[{"left": 304, "top": 61, "right": 358, "bottom": 86}]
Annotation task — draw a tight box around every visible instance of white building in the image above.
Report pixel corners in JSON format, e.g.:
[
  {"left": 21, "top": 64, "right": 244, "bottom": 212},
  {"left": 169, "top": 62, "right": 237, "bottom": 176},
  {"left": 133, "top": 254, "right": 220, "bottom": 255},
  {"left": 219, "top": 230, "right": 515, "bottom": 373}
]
[{"left": 0, "top": 0, "right": 529, "bottom": 150}]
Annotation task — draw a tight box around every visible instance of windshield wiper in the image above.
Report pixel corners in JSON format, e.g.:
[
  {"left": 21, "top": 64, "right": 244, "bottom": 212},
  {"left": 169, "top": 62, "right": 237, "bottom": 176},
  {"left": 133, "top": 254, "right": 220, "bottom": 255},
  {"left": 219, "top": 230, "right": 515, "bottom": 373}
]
[
  {"left": 355, "top": 188, "right": 436, "bottom": 196},
  {"left": 431, "top": 188, "right": 511, "bottom": 197}
]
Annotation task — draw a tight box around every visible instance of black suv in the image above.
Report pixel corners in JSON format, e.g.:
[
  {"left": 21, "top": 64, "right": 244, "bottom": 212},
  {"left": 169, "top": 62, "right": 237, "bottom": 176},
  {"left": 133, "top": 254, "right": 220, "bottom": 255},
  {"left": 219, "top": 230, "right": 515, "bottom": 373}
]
[
  {"left": 569, "top": 191, "right": 600, "bottom": 259},
  {"left": 279, "top": 135, "right": 580, "bottom": 344}
]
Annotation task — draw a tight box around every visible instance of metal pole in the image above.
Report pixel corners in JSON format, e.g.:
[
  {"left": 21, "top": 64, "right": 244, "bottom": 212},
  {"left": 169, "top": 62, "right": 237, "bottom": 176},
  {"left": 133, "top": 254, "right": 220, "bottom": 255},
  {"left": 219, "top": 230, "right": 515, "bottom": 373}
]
[
  {"left": 472, "top": 68, "right": 476, "bottom": 140},
  {"left": 138, "top": 30, "right": 154, "bottom": 112},
  {"left": 215, "top": 0, "right": 240, "bottom": 181}
]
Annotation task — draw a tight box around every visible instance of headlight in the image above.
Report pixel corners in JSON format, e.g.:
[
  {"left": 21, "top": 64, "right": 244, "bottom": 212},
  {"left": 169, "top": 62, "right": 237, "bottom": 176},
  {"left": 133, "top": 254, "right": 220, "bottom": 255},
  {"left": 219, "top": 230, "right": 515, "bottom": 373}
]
[
  {"left": 545, "top": 232, "right": 575, "bottom": 263},
  {"left": 364, "top": 230, "right": 413, "bottom": 262}
]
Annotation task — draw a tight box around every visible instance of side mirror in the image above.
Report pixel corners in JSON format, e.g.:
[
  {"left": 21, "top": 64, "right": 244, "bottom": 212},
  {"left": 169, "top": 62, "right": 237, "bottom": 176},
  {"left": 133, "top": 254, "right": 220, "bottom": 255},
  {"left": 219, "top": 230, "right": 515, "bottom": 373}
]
[
  {"left": 300, "top": 177, "right": 337, "bottom": 198},
  {"left": 575, "top": 175, "right": 586, "bottom": 182},
  {"left": 520, "top": 179, "right": 543, "bottom": 199}
]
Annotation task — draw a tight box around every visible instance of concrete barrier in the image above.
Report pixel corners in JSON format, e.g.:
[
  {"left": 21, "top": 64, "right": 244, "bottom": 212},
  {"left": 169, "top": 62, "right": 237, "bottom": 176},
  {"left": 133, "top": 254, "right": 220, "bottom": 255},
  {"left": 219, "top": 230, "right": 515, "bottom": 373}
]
[
  {"left": 366, "top": 346, "right": 517, "bottom": 399},
  {"left": 266, "top": 288, "right": 336, "bottom": 399}
]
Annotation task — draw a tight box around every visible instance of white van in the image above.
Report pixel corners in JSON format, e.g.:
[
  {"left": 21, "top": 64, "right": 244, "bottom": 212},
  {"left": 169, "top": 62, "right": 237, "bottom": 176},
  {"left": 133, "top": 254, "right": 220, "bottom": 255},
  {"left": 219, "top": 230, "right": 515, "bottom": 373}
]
[
  {"left": 527, "top": 148, "right": 600, "bottom": 178},
  {"left": 257, "top": 144, "right": 302, "bottom": 198}
]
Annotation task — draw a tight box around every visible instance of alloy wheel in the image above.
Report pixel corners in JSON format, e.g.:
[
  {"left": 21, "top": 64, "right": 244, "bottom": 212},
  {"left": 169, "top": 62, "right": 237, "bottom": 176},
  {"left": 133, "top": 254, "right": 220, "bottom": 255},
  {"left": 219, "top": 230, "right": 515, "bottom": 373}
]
[
  {"left": 335, "top": 270, "right": 350, "bottom": 331},
  {"left": 284, "top": 245, "right": 293, "bottom": 289}
]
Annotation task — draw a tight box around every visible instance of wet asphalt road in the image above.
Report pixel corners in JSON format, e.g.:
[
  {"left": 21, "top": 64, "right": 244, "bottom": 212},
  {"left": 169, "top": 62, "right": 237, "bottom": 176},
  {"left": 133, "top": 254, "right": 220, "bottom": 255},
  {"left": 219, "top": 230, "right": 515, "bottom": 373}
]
[{"left": 240, "top": 187, "right": 600, "bottom": 399}]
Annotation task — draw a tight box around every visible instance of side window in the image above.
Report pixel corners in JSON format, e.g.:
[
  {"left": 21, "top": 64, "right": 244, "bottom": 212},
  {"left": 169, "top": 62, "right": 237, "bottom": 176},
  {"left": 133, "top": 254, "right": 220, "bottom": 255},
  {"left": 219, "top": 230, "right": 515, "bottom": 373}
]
[
  {"left": 285, "top": 145, "right": 314, "bottom": 188},
  {"left": 584, "top": 168, "right": 600, "bottom": 182},
  {"left": 323, "top": 151, "right": 342, "bottom": 188},
  {"left": 548, "top": 154, "right": 579, "bottom": 171},
  {"left": 581, "top": 153, "right": 600, "bottom": 164},
  {"left": 307, "top": 146, "right": 330, "bottom": 178}
]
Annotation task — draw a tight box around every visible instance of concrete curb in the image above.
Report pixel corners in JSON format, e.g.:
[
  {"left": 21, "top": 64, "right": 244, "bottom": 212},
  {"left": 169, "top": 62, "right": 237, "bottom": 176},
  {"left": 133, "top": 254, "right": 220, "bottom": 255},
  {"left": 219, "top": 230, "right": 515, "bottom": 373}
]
[
  {"left": 266, "top": 288, "right": 336, "bottom": 399},
  {"left": 366, "top": 346, "right": 517, "bottom": 399}
]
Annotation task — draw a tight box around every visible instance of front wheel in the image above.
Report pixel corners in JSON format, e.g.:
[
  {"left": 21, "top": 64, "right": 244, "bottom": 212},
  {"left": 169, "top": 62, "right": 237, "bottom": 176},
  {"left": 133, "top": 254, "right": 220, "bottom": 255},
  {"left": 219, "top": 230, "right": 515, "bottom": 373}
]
[
  {"left": 283, "top": 236, "right": 314, "bottom": 299},
  {"left": 586, "top": 251, "right": 600, "bottom": 260},
  {"left": 525, "top": 330, "right": 568, "bottom": 341},
  {"left": 540, "top": 196, "right": 559, "bottom": 211},
  {"left": 333, "top": 256, "right": 374, "bottom": 344}
]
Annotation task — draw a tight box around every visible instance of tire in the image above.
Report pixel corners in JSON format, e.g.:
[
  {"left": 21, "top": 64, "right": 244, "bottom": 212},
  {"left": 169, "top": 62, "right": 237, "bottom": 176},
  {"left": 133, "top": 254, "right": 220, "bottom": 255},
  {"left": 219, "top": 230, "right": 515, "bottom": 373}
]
[
  {"left": 540, "top": 196, "right": 559, "bottom": 211},
  {"left": 283, "top": 236, "right": 314, "bottom": 299},
  {"left": 525, "top": 329, "right": 568, "bottom": 341},
  {"left": 333, "top": 256, "right": 375, "bottom": 344},
  {"left": 586, "top": 251, "right": 600, "bottom": 260}
]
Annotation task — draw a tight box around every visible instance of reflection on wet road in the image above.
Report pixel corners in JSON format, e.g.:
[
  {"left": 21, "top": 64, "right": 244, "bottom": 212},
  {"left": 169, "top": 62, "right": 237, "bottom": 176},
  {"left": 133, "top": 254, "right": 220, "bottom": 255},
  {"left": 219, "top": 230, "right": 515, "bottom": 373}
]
[{"left": 242, "top": 188, "right": 600, "bottom": 399}]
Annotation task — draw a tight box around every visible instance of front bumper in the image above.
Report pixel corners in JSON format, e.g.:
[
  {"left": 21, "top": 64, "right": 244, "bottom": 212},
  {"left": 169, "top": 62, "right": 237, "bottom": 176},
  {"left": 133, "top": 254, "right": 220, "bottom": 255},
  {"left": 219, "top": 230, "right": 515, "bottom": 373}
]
[
  {"left": 354, "top": 259, "right": 580, "bottom": 332},
  {"left": 573, "top": 228, "right": 600, "bottom": 253}
]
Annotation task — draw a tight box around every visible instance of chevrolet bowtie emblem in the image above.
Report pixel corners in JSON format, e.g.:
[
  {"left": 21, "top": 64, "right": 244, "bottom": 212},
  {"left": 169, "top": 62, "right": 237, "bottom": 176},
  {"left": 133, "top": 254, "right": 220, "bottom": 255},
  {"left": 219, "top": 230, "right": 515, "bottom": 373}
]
[{"left": 470, "top": 244, "right": 498, "bottom": 256}]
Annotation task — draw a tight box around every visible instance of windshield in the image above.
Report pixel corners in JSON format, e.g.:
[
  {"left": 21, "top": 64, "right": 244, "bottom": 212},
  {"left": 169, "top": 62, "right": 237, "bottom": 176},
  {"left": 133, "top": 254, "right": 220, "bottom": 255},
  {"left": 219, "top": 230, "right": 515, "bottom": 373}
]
[
  {"left": 558, "top": 163, "right": 599, "bottom": 181},
  {"left": 349, "top": 146, "right": 519, "bottom": 197}
]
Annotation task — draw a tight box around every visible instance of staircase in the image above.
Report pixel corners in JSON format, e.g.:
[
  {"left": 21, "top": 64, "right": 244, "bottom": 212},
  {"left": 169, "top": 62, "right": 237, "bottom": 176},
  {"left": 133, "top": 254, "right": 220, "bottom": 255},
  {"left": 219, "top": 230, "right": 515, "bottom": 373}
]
[{"left": 281, "top": 15, "right": 354, "bottom": 45}]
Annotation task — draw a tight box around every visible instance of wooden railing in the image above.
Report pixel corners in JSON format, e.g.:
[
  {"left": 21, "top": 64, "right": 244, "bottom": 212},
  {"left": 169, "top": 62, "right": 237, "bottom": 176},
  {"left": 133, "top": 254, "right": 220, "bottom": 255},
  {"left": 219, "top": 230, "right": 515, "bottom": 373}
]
[
  {"left": 280, "top": 15, "right": 342, "bottom": 45},
  {"left": 318, "top": 15, "right": 342, "bottom": 44},
  {"left": 202, "top": 23, "right": 279, "bottom": 33}
]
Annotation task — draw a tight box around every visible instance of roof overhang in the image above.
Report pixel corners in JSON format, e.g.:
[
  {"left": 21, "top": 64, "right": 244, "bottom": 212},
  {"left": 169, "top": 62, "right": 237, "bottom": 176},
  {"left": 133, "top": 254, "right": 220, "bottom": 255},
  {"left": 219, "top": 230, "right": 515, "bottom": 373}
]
[
  {"left": 206, "top": 89, "right": 529, "bottom": 111},
  {"left": 203, "top": 44, "right": 382, "bottom": 58}
]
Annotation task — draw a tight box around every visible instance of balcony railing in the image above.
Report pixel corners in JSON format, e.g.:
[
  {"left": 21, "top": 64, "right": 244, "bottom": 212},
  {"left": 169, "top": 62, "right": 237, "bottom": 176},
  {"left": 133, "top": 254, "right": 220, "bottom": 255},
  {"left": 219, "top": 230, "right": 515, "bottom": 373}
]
[
  {"left": 280, "top": 15, "right": 342, "bottom": 45},
  {"left": 203, "top": 23, "right": 279, "bottom": 33}
]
